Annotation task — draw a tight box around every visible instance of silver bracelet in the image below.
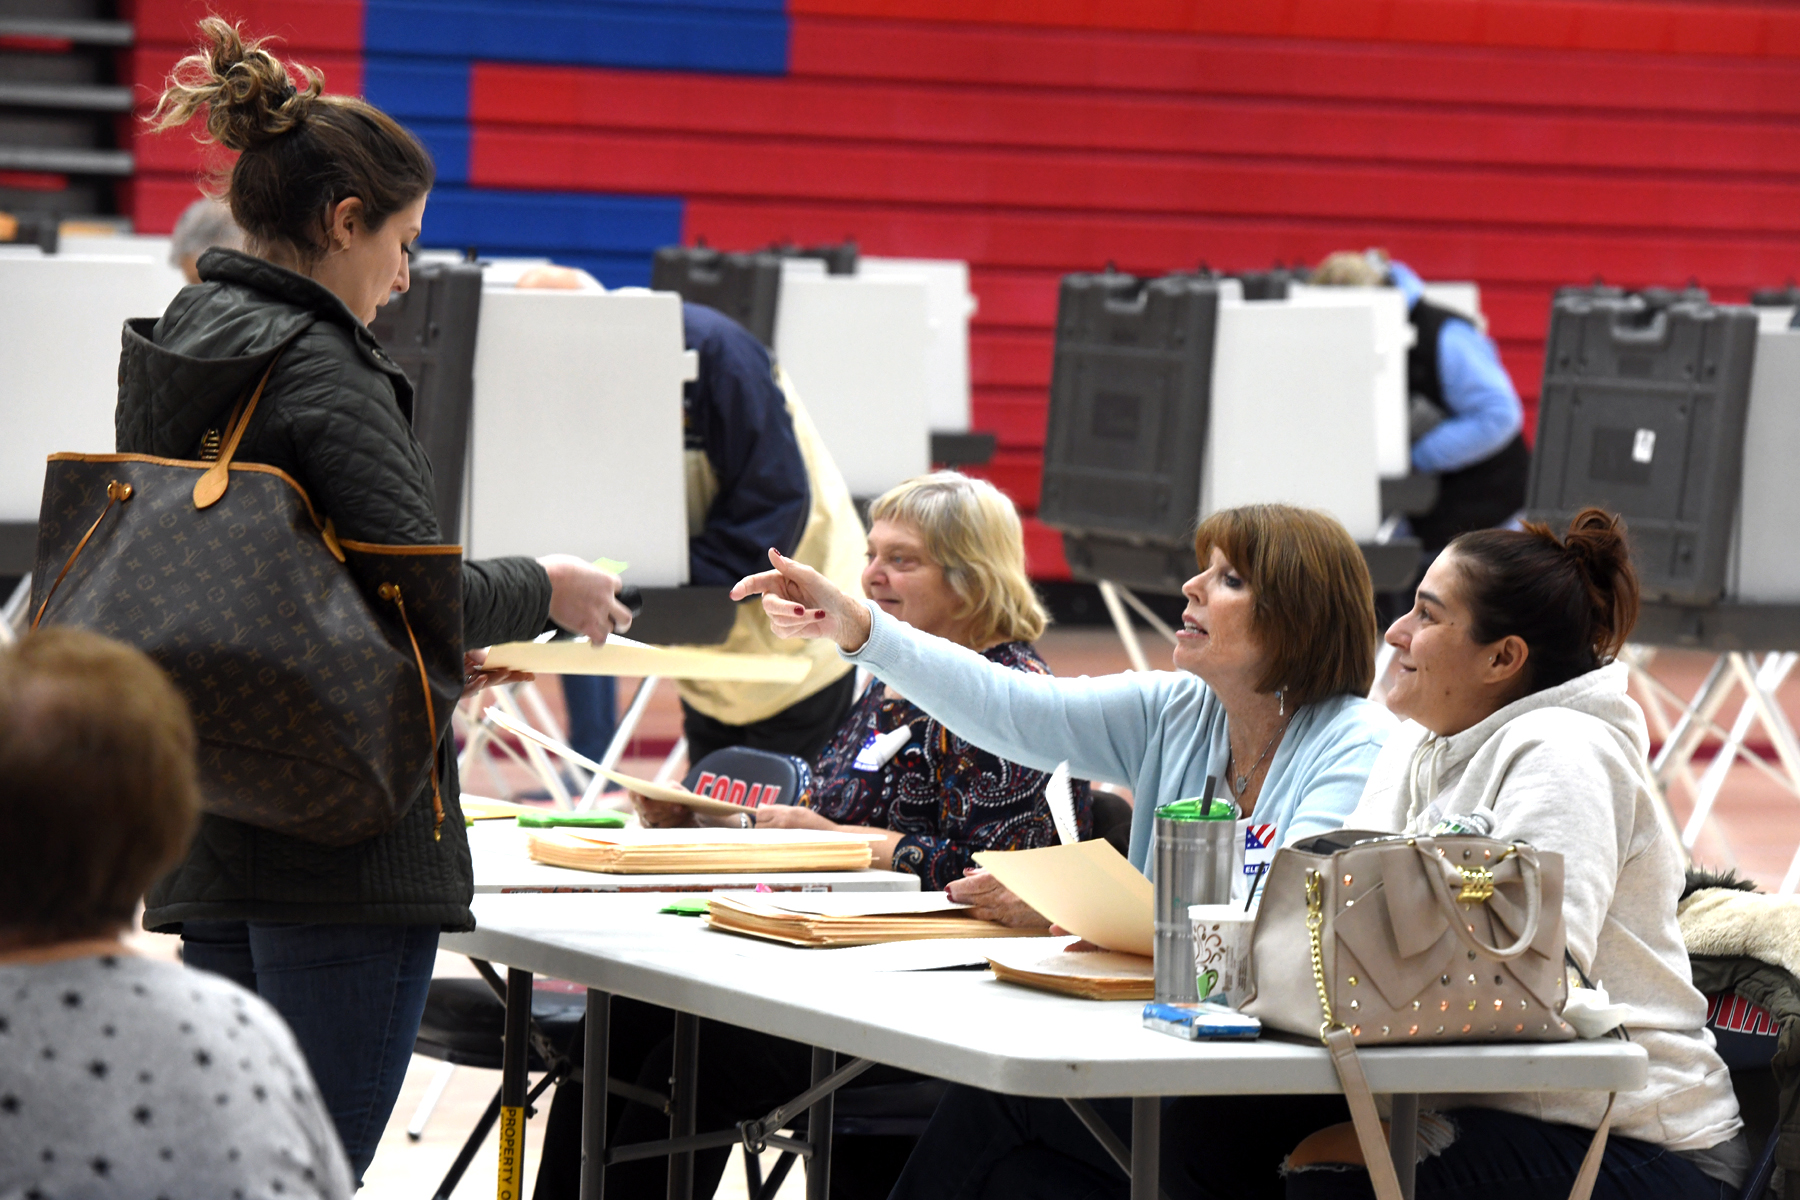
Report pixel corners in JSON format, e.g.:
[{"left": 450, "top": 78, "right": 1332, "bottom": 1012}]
[{"left": 739, "top": 811, "right": 752, "bottom": 829}]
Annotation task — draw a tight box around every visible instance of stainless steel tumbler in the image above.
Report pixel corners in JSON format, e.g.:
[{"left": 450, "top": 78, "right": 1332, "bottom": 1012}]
[{"left": 1153, "top": 799, "right": 1243, "bottom": 1003}]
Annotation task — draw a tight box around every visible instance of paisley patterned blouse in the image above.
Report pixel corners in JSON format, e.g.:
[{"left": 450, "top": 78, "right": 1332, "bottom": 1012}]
[{"left": 804, "top": 641, "right": 1091, "bottom": 890}]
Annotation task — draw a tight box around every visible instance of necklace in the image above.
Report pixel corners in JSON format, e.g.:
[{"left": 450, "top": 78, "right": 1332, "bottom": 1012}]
[{"left": 1228, "top": 716, "right": 1291, "bottom": 797}]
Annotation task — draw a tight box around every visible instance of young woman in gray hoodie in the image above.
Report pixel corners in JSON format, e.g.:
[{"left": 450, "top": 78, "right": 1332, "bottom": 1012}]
[{"left": 1287, "top": 508, "right": 1746, "bottom": 1199}]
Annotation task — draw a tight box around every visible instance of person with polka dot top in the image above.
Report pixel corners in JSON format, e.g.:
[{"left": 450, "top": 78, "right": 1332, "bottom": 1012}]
[{"left": 0, "top": 629, "right": 352, "bottom": 1198}]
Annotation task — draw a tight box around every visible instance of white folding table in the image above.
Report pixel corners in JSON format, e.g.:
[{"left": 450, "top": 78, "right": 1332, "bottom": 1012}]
[{"left": 444, "top": 893, "right": 1646, "bottom": 1200}]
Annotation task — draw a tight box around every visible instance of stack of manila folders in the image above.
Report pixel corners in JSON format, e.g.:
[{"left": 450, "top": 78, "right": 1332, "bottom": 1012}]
[
  {"left": 517, "top": 759, "right": 881, "bottom": 874},
  {"left": 708, "top": 839, "right": 1157, "bottom": 1001}
]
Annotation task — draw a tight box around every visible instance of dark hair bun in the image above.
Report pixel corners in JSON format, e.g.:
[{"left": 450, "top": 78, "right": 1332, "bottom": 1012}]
[
  {"left": 1560, "top": 508, "right": 1638, "bottom": 660},
  {"left": 148, "top": 17, "right": 322, "bottom": 152}
]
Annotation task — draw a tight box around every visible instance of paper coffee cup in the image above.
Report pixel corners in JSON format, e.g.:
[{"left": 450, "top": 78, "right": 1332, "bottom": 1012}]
[{"left": 1189, "top": 904, "right": 1255, "bottom": 1007}]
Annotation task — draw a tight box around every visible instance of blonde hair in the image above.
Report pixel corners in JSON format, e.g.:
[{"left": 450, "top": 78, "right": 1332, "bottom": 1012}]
[
  {"left": 1310, "top": 248, "right": 1391, "bottom": 288},
  {"left": 868, "top": 472, "right": 1048, "bottom": 646}
]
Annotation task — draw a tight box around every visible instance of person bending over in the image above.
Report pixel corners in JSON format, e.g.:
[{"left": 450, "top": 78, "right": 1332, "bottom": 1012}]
[
  {"left": 130, "top": 20, "right": 631, "bottom": 1180},
  {"left": 537, "top": 473, "right": 1090, "bottom": 1200},
  {"left": 1311, "top": 249, "right": 1528, "bottom": 557},
  {"left": 1285, "top": 508, "right": 1745, "bottom": 1200},
  {"left": 0, "top": 629, "right": 353, "bottom": 1198},
  {"left": 731, "top": 503, "right": 1397, "bottom": 1197},
  {"left": 637, "top": 471, "right": 1091, "bottom": 886}
]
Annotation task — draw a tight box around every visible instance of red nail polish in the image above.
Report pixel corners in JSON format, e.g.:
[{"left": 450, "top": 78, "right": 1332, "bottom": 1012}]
[
  {"left": 814, "top": 610, "right": 827, "bottom": 618},
  {"left": 794, "top": 605, "right": 805, "bottom": 615}
]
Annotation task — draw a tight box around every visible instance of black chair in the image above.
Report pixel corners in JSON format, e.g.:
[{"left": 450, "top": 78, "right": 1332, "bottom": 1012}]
[
  {"left": 682, "top": 744, "right": 812, "bottom": 809},
  {"left": 411, "top": 960, "right": 585, "bottom": 1200},
  {"left": 1702, "top": 991, "right": 1782, "bottom": 1200}
]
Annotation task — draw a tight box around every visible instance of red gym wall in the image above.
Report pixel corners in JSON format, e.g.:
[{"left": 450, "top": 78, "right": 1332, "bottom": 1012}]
[{"left": 121, "top": 0, "right": 1800, "bottom": 578}]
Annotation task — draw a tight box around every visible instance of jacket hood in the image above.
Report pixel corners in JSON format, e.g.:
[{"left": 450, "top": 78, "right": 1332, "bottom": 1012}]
[
  {"left": 117, "top": 248, "right": 402, "bottom": 458},
  {"left": 1406, "top": 661, "right": 1644, "bottom": 813}
]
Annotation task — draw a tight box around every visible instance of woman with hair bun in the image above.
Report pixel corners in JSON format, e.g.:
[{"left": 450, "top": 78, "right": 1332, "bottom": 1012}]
[
  {"left": 119, "top": 19, "right": 633, "bottom": 1177},
  {"left": 1285, "top": 509, "right": 1748, "bottom": 1200}
]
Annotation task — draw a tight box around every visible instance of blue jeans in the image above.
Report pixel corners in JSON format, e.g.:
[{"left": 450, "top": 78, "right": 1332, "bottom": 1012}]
[
  {"left": 181, "top": 920, "right": 440, "bottom": 1182},
  {"left": 562, "top": 674, "right": 618, "bottom": 763},
  {"left": 1284, "top": 1107, "right": 1734, "bottom": 1200}
]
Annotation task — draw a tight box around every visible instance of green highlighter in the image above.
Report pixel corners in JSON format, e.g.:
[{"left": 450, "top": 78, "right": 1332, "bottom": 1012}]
[{"left": 515, "top": 812, "right": 627, "bottom": 830}]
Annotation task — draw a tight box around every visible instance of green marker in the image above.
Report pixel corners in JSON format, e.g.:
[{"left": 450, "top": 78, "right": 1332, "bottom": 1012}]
[{"left": 516, "top": 812, "right": 627, "bottom": 830}]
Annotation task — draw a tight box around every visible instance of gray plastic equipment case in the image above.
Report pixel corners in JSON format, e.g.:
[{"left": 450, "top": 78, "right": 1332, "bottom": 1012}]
[
  {"left": 1038, "top": 269, "right": 1221, "bottom": 584},
  {"left": 650, "top": 245, "right": 783, "bottom": 347},
  {"left": 368, "top": 260, "right": 483, "bottom": 542},
  {"left": 1528, "top": 294, "right": 1758, "bottom": 606}
]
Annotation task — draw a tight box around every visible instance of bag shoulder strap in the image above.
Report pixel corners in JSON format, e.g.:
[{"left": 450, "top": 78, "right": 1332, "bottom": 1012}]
[
  {"left": 193, "top": 327, "right": 312, "bottom": 510},
  {"left": 1323, "top": 1026, "right": 1615, "bottom": 1200}
]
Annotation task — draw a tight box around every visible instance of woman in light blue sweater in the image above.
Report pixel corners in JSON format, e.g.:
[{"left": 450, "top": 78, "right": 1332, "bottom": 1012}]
[
  {"left": 735, "top": 503, "right": 1394, "bottom": 895},
  {"left": 733, "top": 504, "right": 1396, "bottom": 1198}
]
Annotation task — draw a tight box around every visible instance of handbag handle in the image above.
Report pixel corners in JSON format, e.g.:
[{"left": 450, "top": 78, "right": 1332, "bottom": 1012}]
[
  {"left": 1325, "top": 1025, "right": 1615, "bottom": 1200},
  {"left": 1415, "top": 840, "right": 1542, "bottom": 961},
  {"left": 193, "top": 352, "right": 282, "bottom": 510}
]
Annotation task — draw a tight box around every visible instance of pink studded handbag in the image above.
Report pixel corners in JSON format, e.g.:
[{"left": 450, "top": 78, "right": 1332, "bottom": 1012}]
[{"left": 1240, "top": 832, "right": 1613, "bottom": 1200}]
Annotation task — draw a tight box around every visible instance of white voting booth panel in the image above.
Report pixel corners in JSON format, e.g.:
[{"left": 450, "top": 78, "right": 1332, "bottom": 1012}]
[
  {"left": 1287, "top": 284, "right": 1412, "bottom": 479},
  {"left": 1728, "top": 327, "right": 1800, "bottom": 603},
  {"left": 467, "top": 288, "right": 692, "bottom": 584},
  {"left": 1203, "top": 301, "right": 1382, "bottom": 542},
  {"left": 0, "top": 255, "right": 187, "bottom": 521},
  {"left": 858, "top": 257, "right": 975, "bottom": 434},
  {"left": 773, "top": 261, "right": 931, "bottom": 498}
]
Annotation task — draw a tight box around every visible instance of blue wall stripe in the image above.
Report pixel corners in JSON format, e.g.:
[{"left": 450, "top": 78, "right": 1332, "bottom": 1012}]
[
  {"left": 365, "top": 57, "right": 472, "bottom": 121},
  {"left": 422, "top": 187, "right": 682, "bottom": 287},
  {"left": 366, "top": 1, "right": 787, "bottom": 74},
  {"left": 405, "top": 120, "right": 472, "bottom": 185}
]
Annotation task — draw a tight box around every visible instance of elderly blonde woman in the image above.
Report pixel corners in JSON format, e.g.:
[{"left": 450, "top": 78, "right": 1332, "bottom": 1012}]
[{"left": 637, "top": 470, "right": 1090, "bottom": 887}]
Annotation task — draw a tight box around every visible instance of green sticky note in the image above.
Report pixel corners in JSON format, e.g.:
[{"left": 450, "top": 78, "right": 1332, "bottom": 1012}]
[
  {"left": 592, "top": 557, "right": 629, "bottom": 575},
  {"left": 516, "top": 812, "right": 627, "bottom": 829},
  {"left": 659, "top": 897, "right": 713, "bottom": 917}
]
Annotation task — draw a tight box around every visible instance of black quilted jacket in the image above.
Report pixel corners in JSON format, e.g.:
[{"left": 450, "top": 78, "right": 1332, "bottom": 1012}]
[{"left": 121, "top": 248, "right": 552, "bottom": 933}]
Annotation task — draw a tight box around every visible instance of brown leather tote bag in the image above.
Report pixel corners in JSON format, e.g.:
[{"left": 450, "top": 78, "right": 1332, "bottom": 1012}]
[{"left": 30, "top": 357, "right": 462, "bottom": 847}]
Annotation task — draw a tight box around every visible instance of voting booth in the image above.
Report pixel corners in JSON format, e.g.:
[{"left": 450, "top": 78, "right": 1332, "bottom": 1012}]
[
  {"left": 858, "top": 256, "right": 977, "bottom": 437},
  {"left": 466, "top": 284, "right": 694, "bottom": 585},
  {"left": 368, "top": 260, "right": 484, "bottom": 542},
  {"left": 772, "top": 258, "right": 932, "bottom": 499},
  {"left": 0, "top": 251, "right": 187, "bottom": 571},
  {"left": 1287, "top": 284, "right": 1412, "bottom": 480},
  {"left": 1529, "top": 293, "right": 1759, "bottom": 606},
  {"left": 650, "top": 244, "right": 783, "bottom": 348},
  {"left": 1040, "top": 268, "right": 1384, "bottom": 596}
]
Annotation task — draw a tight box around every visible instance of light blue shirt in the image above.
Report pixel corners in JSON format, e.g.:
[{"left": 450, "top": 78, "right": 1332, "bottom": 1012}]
[
  {"left": 845, "top": 604, "right": 1395, "bottom": 877},
  {"left": 1388, "top": 260, "right": 1524, "bottom": 474}
]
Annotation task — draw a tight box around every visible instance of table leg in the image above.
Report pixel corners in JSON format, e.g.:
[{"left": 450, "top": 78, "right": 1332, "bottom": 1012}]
[
  {"left": 1129, "top": 1097, "right": 1159, "bottom": 1200},
  {"left": 499, "top": 967, "right": 532, "bottom": 1200},
  {"left": 668, "top": 1011, "right": 699, "bottom": 1200},
  {"left": 1388, "top": 1093, "right": 1418, "bottom": 1200},
  {"left": 806, "top": 1047, "right": 836, "bottom": 1200},
  {"left": 580, "top": 989, "right": 610, "bottom": 1200}
]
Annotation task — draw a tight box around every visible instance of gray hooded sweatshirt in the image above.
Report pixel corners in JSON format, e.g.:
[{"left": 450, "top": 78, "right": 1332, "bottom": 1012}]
[{"left": 1346, "top": 662, "right": 1741, "bottom": 1152}]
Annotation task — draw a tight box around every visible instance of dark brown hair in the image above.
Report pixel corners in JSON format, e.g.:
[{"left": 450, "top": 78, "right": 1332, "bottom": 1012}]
[
  {"left": 148, "top": 18, "right": 434, "bottom": 267},
  {"left": 1448, "top": 507, "right": 1641, "bottom": 695},
  {"left": 1195, "top": 504, "right": 1378, "bottom": 707},
  {"left": 0, "top": 630, "right": 199, "bottom": 943}
]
